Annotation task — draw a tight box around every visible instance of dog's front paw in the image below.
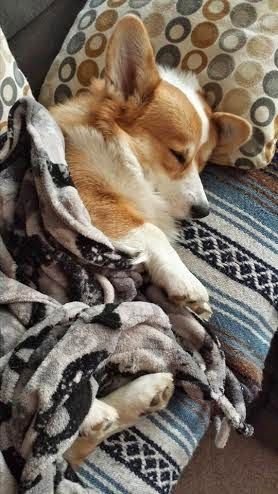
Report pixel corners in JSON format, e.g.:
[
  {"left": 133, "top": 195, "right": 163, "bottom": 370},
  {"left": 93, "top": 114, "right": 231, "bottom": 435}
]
[
  {"left": 135, "top": 372, "right": 174, "bottom": 416},
  {"left": 173, "top": 297, "right": 212, "bottom": 321},
  {"left": 80, "top": 400, "right": 119, "bottom": 439},
  {"left": 65, "top": 401, "right": 119, "bottom": 468},
  {"left": 104, "top": 372, "right": 174, "bottom": 422},
  {"left": 162, "top": 269, "right": 212, "bottom": 320}
]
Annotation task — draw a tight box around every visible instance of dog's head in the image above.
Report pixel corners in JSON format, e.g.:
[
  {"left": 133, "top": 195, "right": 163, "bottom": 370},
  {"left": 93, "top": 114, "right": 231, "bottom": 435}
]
[{"left": 93, "top": 15, "right": 252, "bottom": 220}]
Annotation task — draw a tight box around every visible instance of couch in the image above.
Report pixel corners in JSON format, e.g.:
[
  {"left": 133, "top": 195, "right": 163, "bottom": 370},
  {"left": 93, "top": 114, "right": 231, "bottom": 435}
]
[{"left": 1, "top": 1, "right": 277, "bottom": 492}]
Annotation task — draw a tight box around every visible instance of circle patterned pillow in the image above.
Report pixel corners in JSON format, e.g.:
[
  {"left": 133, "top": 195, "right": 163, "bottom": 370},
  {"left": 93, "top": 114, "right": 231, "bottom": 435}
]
[
  {"left": 39, "top": 0, "right": 278, "bottom": 169},
  {"left": 0, "top": 27, "right": 32, "bottom": 136}
]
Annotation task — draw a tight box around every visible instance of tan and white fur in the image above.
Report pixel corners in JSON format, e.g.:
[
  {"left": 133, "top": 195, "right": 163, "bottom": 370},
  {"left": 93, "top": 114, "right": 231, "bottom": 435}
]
[{"left": 51, "top": 15, "right": 252, "bottom": 466}]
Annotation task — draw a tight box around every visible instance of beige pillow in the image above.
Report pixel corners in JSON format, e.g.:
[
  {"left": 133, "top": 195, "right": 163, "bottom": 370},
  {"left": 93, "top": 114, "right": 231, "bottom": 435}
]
[
  {"left": 39, "top": 0, "right": 278, "bottom": 169},
  {"left": 0, "top": 27, "right": 32, "bottom": 135}
]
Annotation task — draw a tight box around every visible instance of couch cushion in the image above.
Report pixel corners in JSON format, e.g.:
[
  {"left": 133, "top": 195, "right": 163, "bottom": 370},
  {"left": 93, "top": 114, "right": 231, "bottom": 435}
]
[
  {"left": 0, "top": 0, "right": 55, "bottom": 40},
  {"left": 0, "top": 27, "right": 32, "bottom": 135},
  {"left": 1, "top": 0, "right": 86, "bottom": 97}
]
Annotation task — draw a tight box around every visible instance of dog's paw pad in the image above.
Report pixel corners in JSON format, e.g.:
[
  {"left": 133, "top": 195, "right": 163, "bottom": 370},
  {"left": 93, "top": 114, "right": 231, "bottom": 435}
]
[
  {"left": 81, "top": 402, "right": 119, "bottom": 438},
  {"left": 143, "top": 373, "right": 174, "bottom": 413},
  {"left": 148, "top": 385, "right": 173, "bottom": 410}
]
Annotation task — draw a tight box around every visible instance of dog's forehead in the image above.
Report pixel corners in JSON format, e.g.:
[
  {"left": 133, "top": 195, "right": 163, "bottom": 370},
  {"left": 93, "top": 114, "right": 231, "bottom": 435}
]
[{"left": 158, "top": 66, "right": 210, "bottom": 147}]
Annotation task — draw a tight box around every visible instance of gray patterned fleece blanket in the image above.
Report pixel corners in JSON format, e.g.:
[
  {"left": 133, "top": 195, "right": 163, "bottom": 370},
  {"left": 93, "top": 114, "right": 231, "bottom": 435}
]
[{"left": 0, "top": 98, "right": 253, "bottom": 493}]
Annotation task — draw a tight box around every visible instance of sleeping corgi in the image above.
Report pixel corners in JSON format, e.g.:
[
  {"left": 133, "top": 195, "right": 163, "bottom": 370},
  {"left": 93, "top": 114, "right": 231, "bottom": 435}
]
[{"left": 51, "top": 15, "right": 252, "bottom": 466}]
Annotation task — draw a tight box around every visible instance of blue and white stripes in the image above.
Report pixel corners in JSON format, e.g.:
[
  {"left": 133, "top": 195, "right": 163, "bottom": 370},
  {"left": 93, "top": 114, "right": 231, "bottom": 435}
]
[
  {"left": 80, "top": 161, "right": 277, "bottom": 493},
  {"left": 78, "top": 394, "right": 209, "bottom": 494}
]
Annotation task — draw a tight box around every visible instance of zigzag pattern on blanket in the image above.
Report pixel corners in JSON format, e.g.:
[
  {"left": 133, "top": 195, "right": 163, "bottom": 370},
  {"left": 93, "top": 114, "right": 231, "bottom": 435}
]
[
  {"left": 78, "top": 394, "right": 209, "bottom": 494},
  {"left": 182, "top": 162, "right": 278, "bottom": 382},
  {"left": 79, "top": 159, "right": 277, "bottom": 494},
  {"left": 181, "top": 222, "right": 277, "bottom": 305}
]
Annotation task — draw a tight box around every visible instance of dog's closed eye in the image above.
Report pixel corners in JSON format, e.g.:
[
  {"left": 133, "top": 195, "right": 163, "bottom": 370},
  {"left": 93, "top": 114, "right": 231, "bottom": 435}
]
[{"left": 170, "top": 149, "right": 188, "bottom": 166}]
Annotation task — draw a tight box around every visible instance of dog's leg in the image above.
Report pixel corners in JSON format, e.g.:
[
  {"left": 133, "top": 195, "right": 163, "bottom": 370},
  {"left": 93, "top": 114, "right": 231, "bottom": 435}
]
[
  {"left": 64, "top": 372, "right": 174, "bottom": 467},
  {"left": 114, "top": 223, "right": 211, "bottom": 320},
  {"left": 64, "top": 399, "right": 119, "bottom": 467}
]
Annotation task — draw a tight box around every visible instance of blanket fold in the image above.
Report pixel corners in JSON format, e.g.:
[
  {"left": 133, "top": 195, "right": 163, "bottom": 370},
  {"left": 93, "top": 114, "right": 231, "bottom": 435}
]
[{"left": 0, "top": 98, "right": 253, "bottom": 493}]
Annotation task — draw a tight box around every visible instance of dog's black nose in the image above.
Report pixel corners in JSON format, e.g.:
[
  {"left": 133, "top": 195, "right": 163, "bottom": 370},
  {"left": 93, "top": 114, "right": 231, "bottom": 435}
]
[{"left": 191, "top": 203, "right": 210, "bottom": 219}]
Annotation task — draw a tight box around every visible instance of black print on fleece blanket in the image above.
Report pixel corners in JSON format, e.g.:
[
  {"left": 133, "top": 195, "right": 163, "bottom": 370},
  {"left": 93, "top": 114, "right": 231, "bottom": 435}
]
[{"left": 0, "top": 98, "right": 253, "bottom": 493}]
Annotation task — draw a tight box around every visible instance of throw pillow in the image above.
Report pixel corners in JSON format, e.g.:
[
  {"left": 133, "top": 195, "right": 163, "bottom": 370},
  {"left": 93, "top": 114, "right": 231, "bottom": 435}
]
[
  {"left": 0, "top": 27, "right": 32, "bottom": 135},
  {"left": 39, "top": 0, "right": 278, "bottom": 169}
]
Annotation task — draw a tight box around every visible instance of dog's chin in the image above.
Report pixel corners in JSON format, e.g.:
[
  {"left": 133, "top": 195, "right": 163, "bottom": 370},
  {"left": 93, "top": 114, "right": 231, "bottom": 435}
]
[
  {"left": 171, "top": 209, "right": 192, "bottom": 222},
  {"left": 171, "top": 208, "right": 198, "bottom": 229}
]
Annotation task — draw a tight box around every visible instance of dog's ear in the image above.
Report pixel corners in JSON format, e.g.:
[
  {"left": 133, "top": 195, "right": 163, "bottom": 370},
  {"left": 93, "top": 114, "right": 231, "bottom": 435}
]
[
  {"left": 105, "top": 14, "right": 160, "bottom": 101},
  {"left": 210, "top": 112, "right": 252, "bottom": 164}
]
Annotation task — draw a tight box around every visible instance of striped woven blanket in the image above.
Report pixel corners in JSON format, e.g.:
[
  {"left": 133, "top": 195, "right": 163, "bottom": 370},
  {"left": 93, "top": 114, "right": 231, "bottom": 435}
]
[{"left": 77, "top": 158, "right": 278, "bottom": 493}]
